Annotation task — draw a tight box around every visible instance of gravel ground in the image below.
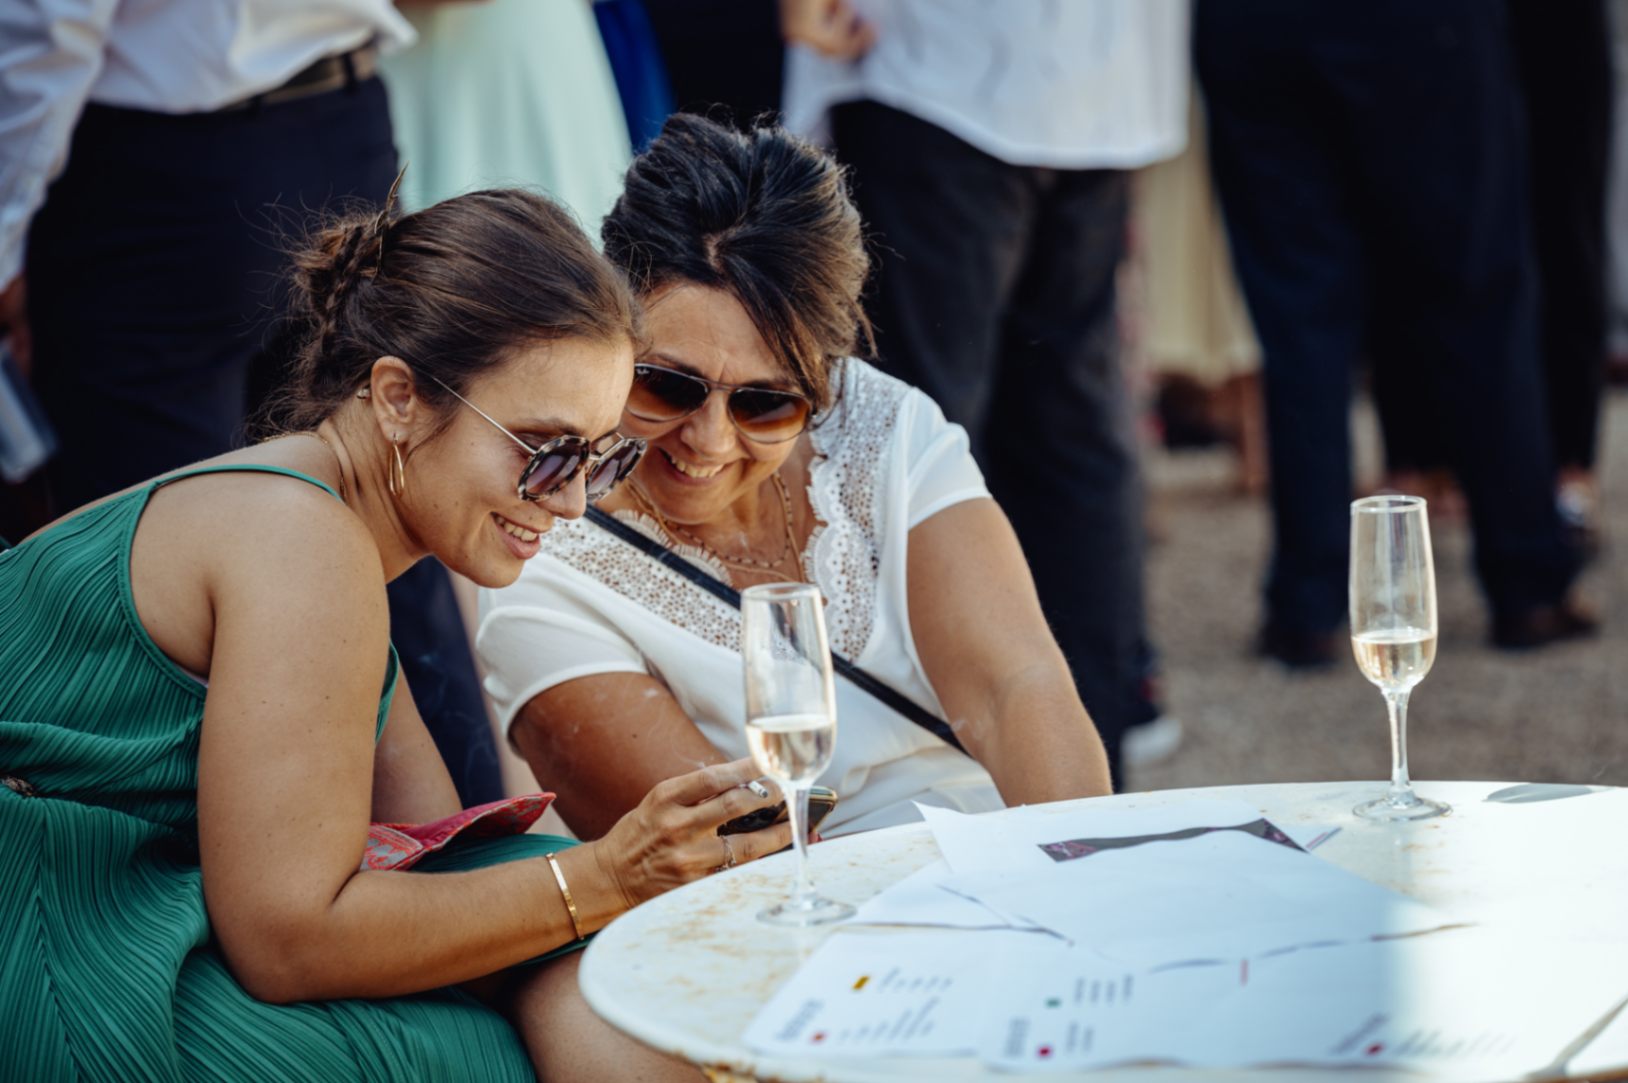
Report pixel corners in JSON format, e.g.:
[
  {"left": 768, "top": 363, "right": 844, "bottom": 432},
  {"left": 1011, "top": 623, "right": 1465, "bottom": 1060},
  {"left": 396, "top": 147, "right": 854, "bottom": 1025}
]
[{"left": 1127, "top": 390, "right": 1628, "bottom": 794}]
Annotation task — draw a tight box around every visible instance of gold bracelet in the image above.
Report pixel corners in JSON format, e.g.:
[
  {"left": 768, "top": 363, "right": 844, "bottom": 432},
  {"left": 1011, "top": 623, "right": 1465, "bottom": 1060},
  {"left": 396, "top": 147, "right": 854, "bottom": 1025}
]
[{"left": 545, "top": 853, "right": 585, "bottom": 941}]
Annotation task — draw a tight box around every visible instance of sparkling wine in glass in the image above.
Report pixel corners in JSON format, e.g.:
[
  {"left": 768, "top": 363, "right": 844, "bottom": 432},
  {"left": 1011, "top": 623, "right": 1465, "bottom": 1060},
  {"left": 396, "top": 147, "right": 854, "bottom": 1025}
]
[
  {"left": 740, "top": 582, "right": 853, "bottom": 925},
  {"left": 1350, "top": 495, "right": 1449, "bottom": 821}
]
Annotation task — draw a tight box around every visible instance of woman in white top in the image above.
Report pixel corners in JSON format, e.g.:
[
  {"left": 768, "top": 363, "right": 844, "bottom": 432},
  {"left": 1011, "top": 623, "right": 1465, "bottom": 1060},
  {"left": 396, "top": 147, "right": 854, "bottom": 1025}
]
[{"left": 478, "top": 115, "right": 1111, "bottom": 838}]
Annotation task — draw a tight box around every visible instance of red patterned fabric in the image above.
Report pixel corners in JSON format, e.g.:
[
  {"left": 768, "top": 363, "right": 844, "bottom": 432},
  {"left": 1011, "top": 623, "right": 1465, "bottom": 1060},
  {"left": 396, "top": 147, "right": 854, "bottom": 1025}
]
[{"left": 362, "top": 792, "right": 557, "bottom": 871}]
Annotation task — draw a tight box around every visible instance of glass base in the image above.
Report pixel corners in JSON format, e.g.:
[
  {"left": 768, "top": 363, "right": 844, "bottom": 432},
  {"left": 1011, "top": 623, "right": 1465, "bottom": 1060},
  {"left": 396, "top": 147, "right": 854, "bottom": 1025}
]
[
  {"left": 1354, "top": 791, "right": 1451, "bottom": 822},
  {"left": 758, "top": 894, "right": 855, "bottom": 927}
]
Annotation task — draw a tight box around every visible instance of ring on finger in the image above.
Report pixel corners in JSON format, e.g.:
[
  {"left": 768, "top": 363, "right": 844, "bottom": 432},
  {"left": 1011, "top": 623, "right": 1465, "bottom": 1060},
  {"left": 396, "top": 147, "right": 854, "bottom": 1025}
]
[{"left": 714, "top": 834, "right": 737, "bottom": 874}]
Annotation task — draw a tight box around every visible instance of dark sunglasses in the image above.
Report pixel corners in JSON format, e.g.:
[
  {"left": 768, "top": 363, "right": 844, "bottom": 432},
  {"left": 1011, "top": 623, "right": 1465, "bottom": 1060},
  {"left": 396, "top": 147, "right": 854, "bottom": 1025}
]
[
  {"left": 431, "top": 376, "right": 645, "bottom": 502},
  {"left": 626, "top": 363, "right": 813, "bottom": 444}
]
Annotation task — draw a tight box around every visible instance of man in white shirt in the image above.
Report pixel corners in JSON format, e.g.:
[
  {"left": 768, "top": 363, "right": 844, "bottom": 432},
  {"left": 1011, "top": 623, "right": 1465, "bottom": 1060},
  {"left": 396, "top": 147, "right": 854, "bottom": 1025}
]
[
  {"left": 781, "top": 0, "right": 1189, "bottom": 783},
  {"left": 0, "top": 2, "right": 509, "bottom": 807},
  {"left": 0, "top": 1, "right": 412, "bottom": 508}
]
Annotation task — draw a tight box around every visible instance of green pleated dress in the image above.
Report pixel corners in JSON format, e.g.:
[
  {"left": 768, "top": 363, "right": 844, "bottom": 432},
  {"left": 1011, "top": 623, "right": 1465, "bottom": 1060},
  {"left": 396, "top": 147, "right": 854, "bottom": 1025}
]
[{"left": 0, "top": 466, "right": 576, "bottom": 1081}]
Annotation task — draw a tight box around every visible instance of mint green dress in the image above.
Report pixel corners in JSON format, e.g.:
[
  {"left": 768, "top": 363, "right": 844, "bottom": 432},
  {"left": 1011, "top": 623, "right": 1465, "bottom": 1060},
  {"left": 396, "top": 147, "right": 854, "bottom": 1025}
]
[
  {"left": 0, "top": 466, "right": 574, "bottom": 1081},
  {"left": 381, "top": 0, "right": 632, "bottom": 225}
]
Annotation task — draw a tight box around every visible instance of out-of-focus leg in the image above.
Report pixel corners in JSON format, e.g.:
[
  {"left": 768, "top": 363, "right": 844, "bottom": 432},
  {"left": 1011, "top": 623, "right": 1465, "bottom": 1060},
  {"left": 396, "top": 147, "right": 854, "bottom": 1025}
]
[
  {"left": 510, "top": 953, "right": 704, "bottom": 1083},
  {"left": 1343, "top": 0, "right": 1581, "bottom": 626},
  {"left": 985, "top": 168, "right": 1145, "bottom": 781},
  {"left": 1197, "top": 0, "right": 1369, "bottom": 653},
  {"left": 829, "top": 100, "right": 1035, "bottom": 453},
  {"left": 1508, "top": 0, "right": 1614, "bottom": 476}
]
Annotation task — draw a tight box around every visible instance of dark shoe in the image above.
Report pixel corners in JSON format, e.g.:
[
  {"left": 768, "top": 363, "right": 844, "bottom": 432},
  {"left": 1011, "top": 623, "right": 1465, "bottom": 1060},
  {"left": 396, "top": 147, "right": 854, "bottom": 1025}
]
[
  {"left": 1257, "top": 622, "right": 1341, "bottom": 669},
  {"left": 1491, "top": 597, "right": 1600, "bottom": 650}
]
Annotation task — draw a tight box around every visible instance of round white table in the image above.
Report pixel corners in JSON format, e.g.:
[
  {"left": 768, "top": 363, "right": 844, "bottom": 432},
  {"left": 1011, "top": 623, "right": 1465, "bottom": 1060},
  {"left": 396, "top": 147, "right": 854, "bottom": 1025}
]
[{"left": 579, "top": 781, "right": 1628, "bottom": 1082}]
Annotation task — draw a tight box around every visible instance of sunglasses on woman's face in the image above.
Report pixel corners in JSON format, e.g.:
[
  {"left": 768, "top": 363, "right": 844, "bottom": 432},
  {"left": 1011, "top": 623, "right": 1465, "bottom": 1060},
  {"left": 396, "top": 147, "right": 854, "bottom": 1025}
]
[
  {"left": 430, "top": 376, "right": 645, "bottom": 502},
  {"left": 625, "top": 363, "right": 813, "bottom": 444}
]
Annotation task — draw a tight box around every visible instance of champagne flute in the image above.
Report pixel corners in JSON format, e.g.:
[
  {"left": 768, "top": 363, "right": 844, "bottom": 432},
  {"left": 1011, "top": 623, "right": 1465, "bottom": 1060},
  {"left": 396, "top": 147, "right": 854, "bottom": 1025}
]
[
  {"left": 740, "top": 582, "right": 854, "bottom": 925},
  {"left": 1349, "top": 495, "right": 1450, "bottom": 821}
]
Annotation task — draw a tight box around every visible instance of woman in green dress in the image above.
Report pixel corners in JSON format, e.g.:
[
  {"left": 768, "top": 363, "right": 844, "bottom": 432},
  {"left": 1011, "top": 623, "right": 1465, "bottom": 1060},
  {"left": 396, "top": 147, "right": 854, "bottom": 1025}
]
[{"left": 0, "top": 187, "right": 789, "bottom": 1081}]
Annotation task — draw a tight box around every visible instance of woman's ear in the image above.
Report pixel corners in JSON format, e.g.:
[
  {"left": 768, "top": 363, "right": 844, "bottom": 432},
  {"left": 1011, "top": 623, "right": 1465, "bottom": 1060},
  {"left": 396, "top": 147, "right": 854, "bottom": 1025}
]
[{"left": 367, "top": 356, "right": 420, "bottom": 438}]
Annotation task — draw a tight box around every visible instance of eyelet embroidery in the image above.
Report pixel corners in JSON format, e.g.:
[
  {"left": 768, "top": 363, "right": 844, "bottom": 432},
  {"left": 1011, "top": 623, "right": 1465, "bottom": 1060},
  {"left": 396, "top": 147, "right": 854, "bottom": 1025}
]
[{"left": 805, "top": 362, "right": 910, "bottom": 661}]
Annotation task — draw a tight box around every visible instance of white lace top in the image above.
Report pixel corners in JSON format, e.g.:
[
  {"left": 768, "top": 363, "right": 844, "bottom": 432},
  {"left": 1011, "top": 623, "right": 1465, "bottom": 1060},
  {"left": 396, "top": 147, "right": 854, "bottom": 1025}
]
[{"left": 476, "top": 360, "right": 1003, "bottom": 835}]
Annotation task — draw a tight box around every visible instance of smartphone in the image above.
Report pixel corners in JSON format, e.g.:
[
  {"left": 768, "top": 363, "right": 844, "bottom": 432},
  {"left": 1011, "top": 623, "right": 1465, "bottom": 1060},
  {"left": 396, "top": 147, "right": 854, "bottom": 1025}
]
[{"left": 719, "top": 785, "right": 838, "bottom": 839}]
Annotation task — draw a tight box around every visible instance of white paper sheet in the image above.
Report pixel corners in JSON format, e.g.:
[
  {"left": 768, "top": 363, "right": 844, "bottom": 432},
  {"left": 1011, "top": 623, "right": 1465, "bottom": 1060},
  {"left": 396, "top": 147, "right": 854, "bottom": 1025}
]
[
  {"left": 919, "top": 798, "right": 1272, "bottom": 877},
  {"left": 945, "top": 827, "right": 1452, "bottom": 966},
  {"left": 747, "top": 925, "right": 1628, "bottom": 1076},
  {"left": 1186, "top": 929, "right": 1628, "bottom": 1078},
  {"left": 742, "top": 929, "right": 1049, "bottom": 1060},
  {"left": 846, "top": 859, "right": 1043, "bottom": 931},
  {"left": 752, "top": 930, "right": 1628, "bottom": 1075},
  {"left": 983, "top": 928, "right": 1628, "bottom": 1077},
  {"left": 983, "top": 954, "right": 1239, "bottom": 1072}
]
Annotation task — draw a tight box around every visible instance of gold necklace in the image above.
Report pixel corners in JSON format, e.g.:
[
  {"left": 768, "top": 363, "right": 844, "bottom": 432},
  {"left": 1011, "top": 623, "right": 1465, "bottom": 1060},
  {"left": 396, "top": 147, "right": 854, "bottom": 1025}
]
[{"left": 630, "top": 473, "right": 799, "bottom": 573}]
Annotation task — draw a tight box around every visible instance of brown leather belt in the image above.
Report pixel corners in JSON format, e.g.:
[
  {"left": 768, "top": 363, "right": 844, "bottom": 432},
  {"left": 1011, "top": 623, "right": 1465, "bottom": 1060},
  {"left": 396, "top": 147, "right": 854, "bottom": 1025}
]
[{"left": 219, "top": 44, "right": 379, "bottom": 112}]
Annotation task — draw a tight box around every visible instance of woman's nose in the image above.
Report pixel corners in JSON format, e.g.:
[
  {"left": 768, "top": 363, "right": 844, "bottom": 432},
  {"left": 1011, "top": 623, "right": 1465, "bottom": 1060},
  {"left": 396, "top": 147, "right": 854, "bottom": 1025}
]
[
  {"left": 678, "top": 392, "right": 737, "bottom": 457},
  {"left": 542, "top": 471, "right": 587, "bottom": 519}
]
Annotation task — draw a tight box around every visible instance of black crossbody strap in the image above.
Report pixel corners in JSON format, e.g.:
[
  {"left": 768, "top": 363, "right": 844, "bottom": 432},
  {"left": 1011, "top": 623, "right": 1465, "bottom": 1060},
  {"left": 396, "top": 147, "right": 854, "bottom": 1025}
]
[{"left": 586, "top": 507, "right": 969, "bottom": 756}]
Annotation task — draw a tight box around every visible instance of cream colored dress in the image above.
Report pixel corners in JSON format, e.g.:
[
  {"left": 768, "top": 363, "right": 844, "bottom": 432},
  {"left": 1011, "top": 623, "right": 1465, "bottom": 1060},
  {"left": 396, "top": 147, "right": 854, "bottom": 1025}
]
[
  {"left": 379, "top": 0, "right": 631, "bottom": 226},
  {"left": 1134, "top": 92, "right": 1260, "bottom": 384}
]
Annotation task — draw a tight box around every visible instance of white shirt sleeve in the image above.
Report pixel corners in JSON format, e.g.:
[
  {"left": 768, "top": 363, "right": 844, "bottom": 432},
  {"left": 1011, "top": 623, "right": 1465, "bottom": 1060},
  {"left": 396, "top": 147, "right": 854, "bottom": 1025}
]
[
  {"left": 902, "top": 388, "right": 990, "bottom": 529},
  {"left": 0, "top": 0, "right": 120, "bottom": 284},
  {"left": 476, "top": 560, "right": 650, "bottom": 741}
]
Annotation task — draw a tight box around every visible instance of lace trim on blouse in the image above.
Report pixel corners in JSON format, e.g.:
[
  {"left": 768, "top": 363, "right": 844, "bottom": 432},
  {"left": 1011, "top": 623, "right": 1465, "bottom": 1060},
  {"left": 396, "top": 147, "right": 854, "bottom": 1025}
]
[
  {"left": 804, "top": 363, "right": 909, "bottom": 660},
  {"left": 540, "top": 362, "right": 911, "bottom": 659}
]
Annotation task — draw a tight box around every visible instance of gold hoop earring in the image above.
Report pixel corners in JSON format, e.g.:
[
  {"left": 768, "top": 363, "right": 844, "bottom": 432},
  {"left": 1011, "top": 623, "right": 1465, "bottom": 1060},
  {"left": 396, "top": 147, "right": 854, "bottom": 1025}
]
[{"left": 388, "top": 434, "right": 407, "bottom": 497}]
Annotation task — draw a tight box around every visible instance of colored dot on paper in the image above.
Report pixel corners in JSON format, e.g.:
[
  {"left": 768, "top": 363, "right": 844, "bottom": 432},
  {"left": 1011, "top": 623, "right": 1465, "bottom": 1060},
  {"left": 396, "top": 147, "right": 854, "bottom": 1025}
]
[
  {"left": 1366, "top": 1043, "right": 1385, "bottom": 1056},
  {"left": 1038, "top": 1045, "right": 1054, "bottom": 1059}
]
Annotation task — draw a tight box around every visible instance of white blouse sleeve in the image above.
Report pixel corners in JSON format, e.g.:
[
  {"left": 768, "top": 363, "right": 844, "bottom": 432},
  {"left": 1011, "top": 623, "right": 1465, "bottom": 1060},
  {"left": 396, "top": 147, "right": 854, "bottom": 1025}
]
[
  {"left": 901, "top": 388, "right": 991, "bottom": 529},
  {"left": 476, "top": 559, "right": 650, "bottom": 740}
]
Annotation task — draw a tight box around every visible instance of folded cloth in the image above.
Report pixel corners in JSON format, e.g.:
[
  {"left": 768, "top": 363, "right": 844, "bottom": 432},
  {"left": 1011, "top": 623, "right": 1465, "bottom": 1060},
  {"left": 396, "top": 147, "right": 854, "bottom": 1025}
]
[{"left": 364, "top": 792, "right": 556, "bottom": 871}]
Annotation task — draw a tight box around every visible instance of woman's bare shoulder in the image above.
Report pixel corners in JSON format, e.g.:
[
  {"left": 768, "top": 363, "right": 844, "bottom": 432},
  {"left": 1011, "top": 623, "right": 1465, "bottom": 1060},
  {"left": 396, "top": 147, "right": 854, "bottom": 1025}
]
[{"left": 130, "top": 443, "right": 386, "bottom": 674}]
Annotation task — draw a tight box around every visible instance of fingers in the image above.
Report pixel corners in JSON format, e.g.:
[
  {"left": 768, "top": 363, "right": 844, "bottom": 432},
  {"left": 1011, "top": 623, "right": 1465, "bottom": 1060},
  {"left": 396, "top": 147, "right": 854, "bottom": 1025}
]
[
  {"left": 655, "top": 757, "right": 764, "bottom": 806},
  {"left": 720, "top": 821, "right": 796, "bottom": 868},
  {"left": 781, "top": 0, "right": 875, "bottom": 60},
  {"left": 689, "top": 775, "right": 784, "bottom": 834}
]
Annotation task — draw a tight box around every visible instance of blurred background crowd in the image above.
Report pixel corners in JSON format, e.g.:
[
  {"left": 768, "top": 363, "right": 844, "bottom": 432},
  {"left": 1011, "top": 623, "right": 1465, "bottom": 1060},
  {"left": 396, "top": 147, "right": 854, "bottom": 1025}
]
[{"left": 2, "top": 0, "right": 1624, "bottom": 810}]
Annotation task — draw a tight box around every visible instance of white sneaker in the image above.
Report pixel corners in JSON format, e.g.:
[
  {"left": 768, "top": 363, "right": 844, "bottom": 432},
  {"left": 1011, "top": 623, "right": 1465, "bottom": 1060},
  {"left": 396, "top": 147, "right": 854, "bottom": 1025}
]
[{"left": 1121, "top": 715, "right": 1183, "bottom": 768}]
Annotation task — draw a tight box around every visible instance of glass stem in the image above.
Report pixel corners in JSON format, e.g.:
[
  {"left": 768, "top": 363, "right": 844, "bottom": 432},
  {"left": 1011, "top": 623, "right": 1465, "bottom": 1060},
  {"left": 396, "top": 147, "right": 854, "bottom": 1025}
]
[
  {"left": 1384, "top": 689, "right": 1416, "bottom": 806},
  {"left": 786, "top": 783, "right": 813, "bottom": 908}
]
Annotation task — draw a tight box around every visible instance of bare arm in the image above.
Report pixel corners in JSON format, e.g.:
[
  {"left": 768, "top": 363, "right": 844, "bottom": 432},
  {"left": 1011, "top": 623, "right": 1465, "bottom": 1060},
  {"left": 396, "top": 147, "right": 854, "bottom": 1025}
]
[
  {"left": 0, "top": 2, "right": 118, "bottom": 287},
  {"left": 192, "top": 490, "right": 786, "bottom": 1004},
  {"left": 906, "top": 499, "right": 1113, "bottom": 804},
  {"left": 512, "top": 673, "right": 730, "bottom": 840}
]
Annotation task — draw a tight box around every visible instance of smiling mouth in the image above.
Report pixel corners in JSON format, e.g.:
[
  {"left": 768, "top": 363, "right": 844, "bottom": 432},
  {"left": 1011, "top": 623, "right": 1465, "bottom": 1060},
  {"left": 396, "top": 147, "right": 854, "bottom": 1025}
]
[
  {"left": 493, "top": 513, "right": 541, "bottom": 542},
  {"left": 661, "top": 448, "right": 725, "bottom": 479}
]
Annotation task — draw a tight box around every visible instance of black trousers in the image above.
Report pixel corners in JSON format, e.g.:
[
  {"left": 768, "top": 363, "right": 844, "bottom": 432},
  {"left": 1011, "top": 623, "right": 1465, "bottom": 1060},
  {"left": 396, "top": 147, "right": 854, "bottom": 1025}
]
[
  {"left": 1373, "top": 0, "right": 1616, "bottom": 477},
  {"left": 1197, "top": 0, "right": 1579, "bottom": 634},
  {"left": 26, "top": 78, "right": 503, "bottom": 805},
  {"left": 832, "top": 102, "right": 1148, "bottom": 782},
  {"left": 1511, "top": 0, "right": 1614, "bottom": 472}
]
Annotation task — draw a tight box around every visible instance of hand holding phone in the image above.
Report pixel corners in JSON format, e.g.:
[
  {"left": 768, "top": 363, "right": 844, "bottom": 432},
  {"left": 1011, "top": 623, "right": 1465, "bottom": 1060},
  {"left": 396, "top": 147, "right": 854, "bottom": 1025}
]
[{"left": 719, "top": 784, "right": 838, "bottom": 840}]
